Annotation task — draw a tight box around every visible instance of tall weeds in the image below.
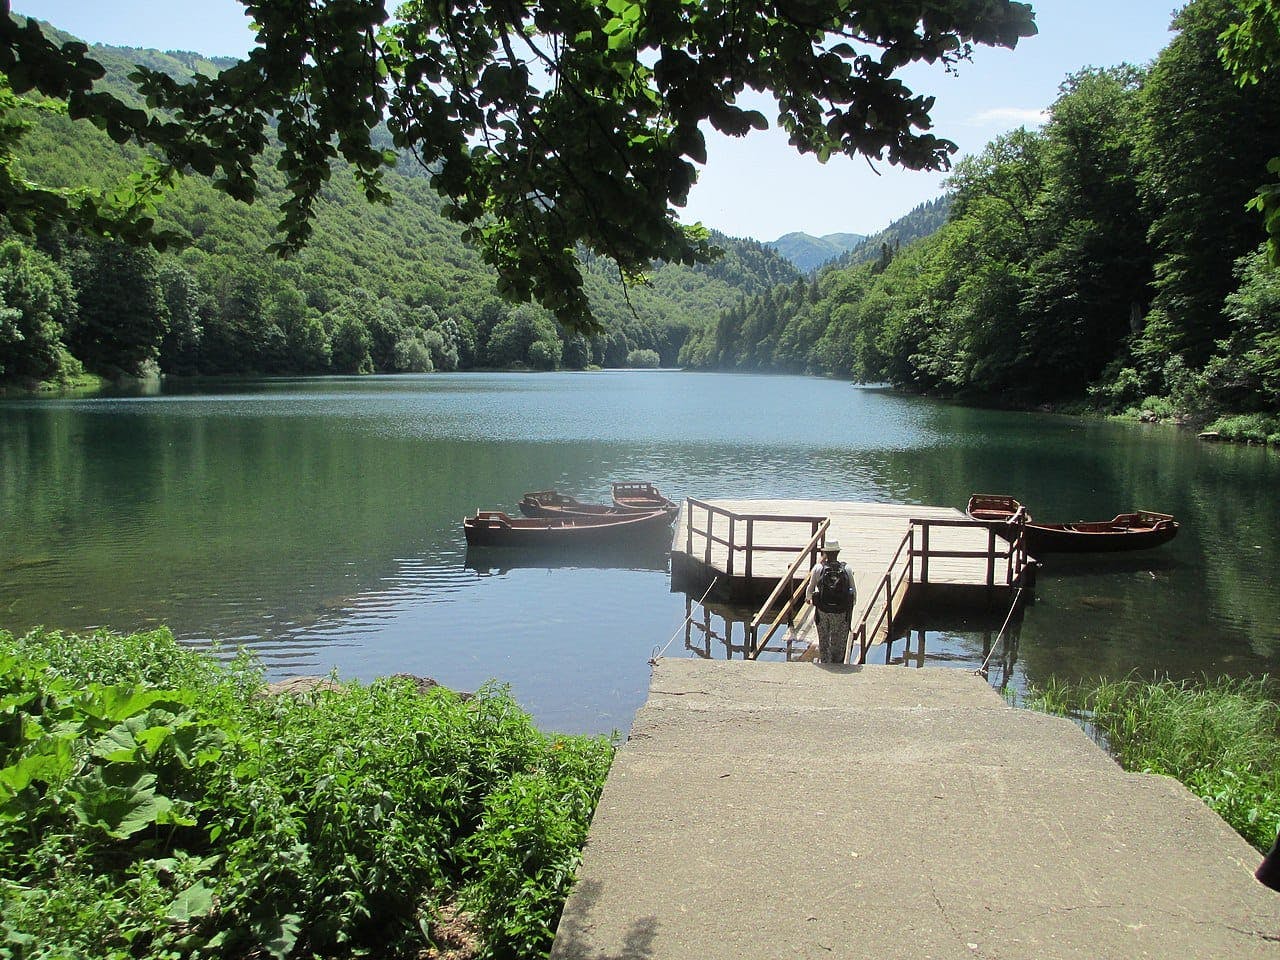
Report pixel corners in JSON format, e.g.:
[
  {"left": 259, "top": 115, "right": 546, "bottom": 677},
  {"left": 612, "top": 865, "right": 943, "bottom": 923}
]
[{"left": 1028, "top": 676, "right": 1280, "bottom": 851}]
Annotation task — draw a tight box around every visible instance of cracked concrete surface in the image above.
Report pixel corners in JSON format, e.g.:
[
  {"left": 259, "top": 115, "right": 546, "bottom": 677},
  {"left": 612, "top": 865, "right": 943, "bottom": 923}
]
[{"left": 550, "top": 660, "right": 1279, "bottom": 960}]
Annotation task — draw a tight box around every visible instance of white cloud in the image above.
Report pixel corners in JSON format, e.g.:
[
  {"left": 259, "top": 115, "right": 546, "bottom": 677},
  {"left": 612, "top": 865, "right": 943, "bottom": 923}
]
[{"left": 964, "top": 107, "right": 1048, "bottom": 127}]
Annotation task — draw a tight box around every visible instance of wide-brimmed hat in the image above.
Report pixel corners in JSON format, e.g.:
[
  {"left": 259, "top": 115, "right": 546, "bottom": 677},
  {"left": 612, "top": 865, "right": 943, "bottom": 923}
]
[{"left": 821, "top": 540, "right": 841, "bottom": 554}]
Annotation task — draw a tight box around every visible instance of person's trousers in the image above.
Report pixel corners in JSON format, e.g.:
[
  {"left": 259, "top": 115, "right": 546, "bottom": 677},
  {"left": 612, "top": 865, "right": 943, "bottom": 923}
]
[{"left": 814, "top": 608, "right": 852, "bottom": 664}]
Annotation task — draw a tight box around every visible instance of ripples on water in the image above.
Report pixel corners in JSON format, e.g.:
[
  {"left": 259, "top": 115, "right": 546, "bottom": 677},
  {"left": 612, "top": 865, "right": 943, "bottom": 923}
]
[{"left": 2, "top": 372, "right": 1278, "bottom": 733}]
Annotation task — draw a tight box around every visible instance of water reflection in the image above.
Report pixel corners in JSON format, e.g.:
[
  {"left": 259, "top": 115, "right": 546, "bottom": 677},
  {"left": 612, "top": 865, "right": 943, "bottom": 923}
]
[
  {"left": 680, "top": 597, "right": 811, "bottom": 662},
  {"left": 464, "top": 543, "right": 670, "bottom": 575},
  {"left": 881, "top": 620, "right": 1024, "bottom": 695},
  {"left": 678, "top": 596, "right": 1027, "bottom": 695},
  {"left": 2, "top": 372, "right": 1278, "bottom": 734}
]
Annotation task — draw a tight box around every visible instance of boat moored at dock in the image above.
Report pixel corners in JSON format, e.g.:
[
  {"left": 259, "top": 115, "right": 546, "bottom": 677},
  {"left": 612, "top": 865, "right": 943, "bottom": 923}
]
[
  {"left": 463, "top": 508, "right": 675, "bottom": 548},
  {"left": 966, "top": 494, "right": 1179, "bottom": 553},
  {"left": 611, "top": 481, "right": 677, "bottom": 514},
  {"left": 518, "top": 490, "right": 629, "bottom": 519}
]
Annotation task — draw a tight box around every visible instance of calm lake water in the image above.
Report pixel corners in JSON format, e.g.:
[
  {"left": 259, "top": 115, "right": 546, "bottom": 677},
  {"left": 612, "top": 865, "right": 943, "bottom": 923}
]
[{"left": 2, "top": 372, "right": 1278, "bottom": 733}]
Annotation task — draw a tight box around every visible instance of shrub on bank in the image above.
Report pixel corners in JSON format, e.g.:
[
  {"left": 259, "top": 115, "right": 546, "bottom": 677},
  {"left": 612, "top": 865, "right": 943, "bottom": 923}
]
[
  {"left": 0, "top": 628, "right": 613, "bottom": 959},
  {"left": 1204, "top": 413, "right": 1280, "bottom": 445},
  {"left": 1027, "top": 676, "right": 1280, "bottom": 851}
]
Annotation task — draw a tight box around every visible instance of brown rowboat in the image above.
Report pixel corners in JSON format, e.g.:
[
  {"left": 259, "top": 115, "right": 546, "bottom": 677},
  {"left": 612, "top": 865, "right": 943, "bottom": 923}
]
[
  {"left": 463, "top": 508, "right": 674, "bottom": 548},
  {"left": 611, "top": 481, "right": 677, "bottom": 514},
  {"left": 965, "top": 494, "right": 1179, "bottom": 554}
]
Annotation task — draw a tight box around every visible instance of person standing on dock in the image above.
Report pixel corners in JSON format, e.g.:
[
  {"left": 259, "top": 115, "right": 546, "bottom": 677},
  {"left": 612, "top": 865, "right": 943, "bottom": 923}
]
[{"left": 807, "top": 541, "right": 856, "bottom": 664}]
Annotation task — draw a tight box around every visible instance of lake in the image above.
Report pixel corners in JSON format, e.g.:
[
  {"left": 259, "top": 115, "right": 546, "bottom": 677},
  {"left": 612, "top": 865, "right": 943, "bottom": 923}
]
[{"left": 2, "top": 371, "right": 1277, "bottom": 733}]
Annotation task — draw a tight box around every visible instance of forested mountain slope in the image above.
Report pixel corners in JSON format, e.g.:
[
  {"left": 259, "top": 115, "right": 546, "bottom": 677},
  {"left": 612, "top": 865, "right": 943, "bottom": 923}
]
[
  {"left": 0, "top": 21, "right": 798, "bottom": 382},
  {"left": 682, "top": 0, "right": 1280, "bottom": 426},
  {"left": 766, "top": 232, "right": 866, "bottom": 272},
  {"left": 828, "top": 198, "right": 951, "bottom": 270}
]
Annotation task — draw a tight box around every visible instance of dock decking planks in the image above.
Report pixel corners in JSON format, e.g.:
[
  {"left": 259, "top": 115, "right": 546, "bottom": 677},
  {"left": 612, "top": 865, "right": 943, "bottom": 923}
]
[{"left": 672, "top": 499, "right": 1019, "bottom": 649}]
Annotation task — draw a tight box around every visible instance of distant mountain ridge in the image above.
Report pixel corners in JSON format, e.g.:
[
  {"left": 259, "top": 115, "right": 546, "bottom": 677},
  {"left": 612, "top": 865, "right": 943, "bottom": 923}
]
[
  {"left": 765, "top": 231, "right": 866, "bottom": 272},
  {"left": 826, "top": 197, "right": 951, "bottom": 271}
]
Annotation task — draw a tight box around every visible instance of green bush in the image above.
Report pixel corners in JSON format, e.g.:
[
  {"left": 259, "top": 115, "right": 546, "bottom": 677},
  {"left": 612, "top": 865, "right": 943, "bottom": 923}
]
[
  {"left": 0, "top": 628, "right": 613, "bottom": 959},
  {"left": 1027, "top": 676, "right": 1280, "bottom": 851},
  {"left": 625, "top": 348, "right": 660, "bottom": 369},
  {"left": 1204, "top": 413, "right": 1280, "bottom": 444}
]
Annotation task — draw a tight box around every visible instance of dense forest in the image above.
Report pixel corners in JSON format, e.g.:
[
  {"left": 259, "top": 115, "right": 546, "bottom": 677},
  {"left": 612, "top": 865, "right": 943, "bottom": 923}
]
[
  {"left": 5, "top": 0, "right": 1280, "bottom": 431},
  {"left": 682, "top": 0, "right": 1280, "bottom": 426},
  {"left": 0, "top": 21, "right": 798, "bottom": 384}
]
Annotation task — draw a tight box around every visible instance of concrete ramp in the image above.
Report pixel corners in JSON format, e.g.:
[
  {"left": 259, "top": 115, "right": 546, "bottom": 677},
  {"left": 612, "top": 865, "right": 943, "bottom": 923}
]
[{"left": 551, "top": 660, "right": 1278, "bottom": 960}]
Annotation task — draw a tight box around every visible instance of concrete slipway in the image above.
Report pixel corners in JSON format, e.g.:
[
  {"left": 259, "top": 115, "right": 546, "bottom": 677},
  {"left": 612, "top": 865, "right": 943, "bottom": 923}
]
[{"left": 550, "top": 660, "right": 1278, "bottom": 960}]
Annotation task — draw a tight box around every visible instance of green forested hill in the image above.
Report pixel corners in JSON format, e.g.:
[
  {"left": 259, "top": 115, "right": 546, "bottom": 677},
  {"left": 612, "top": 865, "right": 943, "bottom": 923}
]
[
  {"left": 827, "top": 198, "right": 951, "bottom": 270},
  {"left": 0, "top": 22, "right": 798, "bottom": 382},
  {"left": 682, "top": 0, "right": 1280, "bottom": 427},
  {"left": 766, "top": 231, "right": 866, "bottom": 272}
]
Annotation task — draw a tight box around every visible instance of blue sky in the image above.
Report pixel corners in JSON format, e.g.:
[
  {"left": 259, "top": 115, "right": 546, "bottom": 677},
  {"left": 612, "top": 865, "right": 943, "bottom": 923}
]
[{"left": 15, "top": 1, "right": 1181, "bottom": 242}]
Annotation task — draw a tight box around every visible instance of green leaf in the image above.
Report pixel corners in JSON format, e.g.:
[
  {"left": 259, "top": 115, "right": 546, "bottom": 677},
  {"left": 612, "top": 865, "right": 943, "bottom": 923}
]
[
  {"left": 69, "top": 766, "right": 173, "bottom": 839},
  {"left": 166, "top": 881, "right": 215, "bottom": 922},
  {"left": 258, "top": 914, "right": 302, "bottom": 960},
  {"left": 78, "top": 685, "right": 189, "bottom": 724}
]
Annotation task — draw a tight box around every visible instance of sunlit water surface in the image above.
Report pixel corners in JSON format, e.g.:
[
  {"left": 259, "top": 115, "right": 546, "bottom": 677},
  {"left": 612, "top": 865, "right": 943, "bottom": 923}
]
[{"left": 2, "top": 372, "right": 1277, "bottom": 733}]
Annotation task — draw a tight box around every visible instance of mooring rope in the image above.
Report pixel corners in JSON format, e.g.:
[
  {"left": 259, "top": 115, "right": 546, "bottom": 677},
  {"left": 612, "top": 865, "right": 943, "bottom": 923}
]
[
  {"left": 651, "top": 577, "right": 719, "bottom": 665},
  {"left": 975, "top": 586, "right": 1023, "bottom": 677}
]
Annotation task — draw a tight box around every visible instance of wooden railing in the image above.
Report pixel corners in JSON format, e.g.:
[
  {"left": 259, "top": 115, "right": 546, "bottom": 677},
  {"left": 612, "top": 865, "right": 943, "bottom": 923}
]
[
  {"left": 845, "top": 517, "right": 1031, "bottom": 664},
  {"left": 746, "top": 518, "right": 830, "bottom": 659},
  {"left": 684, "top": 498, "right": 828, "bottom": 583}
]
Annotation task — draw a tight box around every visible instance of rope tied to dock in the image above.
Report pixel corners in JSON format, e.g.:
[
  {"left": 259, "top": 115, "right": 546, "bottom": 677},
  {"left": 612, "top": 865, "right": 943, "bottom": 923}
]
[
  {"left": 651, "top": 577, "right": 719, "bottom": 665},
  {"left": 976, "top": 585, "right": 1023, "bottom": 677}
]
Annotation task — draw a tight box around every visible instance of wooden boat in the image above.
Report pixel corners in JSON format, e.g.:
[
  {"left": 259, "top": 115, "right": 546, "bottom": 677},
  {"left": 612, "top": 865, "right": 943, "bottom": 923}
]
[
  {"left": 966, "top": 494, "right": 1179, "bottom": 554},
  {"left": 519, "top": 490, "right": 628, "bottom": 519},
  {"left": 966, "top": 494, "right": 1032, "bottom": 527},
  {"left": 463, "top": 509, "right": 674, "bottom": 548},
  {"left": 611, "top": 481, "right": 677, "bottom": 514}
]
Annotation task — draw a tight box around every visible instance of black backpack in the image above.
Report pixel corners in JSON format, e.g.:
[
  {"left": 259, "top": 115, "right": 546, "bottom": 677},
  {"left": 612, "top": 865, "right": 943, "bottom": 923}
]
[{"left": 813, "top": 562, "right": 853, "bottom": 613}]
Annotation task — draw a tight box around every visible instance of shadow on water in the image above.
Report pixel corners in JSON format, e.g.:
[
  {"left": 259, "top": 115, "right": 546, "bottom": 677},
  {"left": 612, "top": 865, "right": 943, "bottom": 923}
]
[
  {"left": 464, "top": 542, "right": 671, "bottom": 574},
  {"left": 679, "top": 597, "right": 812, "bottom": 662},
  {"left": 675, "top": 591, "right": 1029, "bottom": 696},
  {"left": 1033, "top": 552, "right": 1182, "bottom": 578}
]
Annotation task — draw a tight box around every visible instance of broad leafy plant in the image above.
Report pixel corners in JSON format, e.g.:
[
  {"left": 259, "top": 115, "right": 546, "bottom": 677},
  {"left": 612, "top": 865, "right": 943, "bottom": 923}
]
[{"left": 0, "top": 627, "right": 613, "bottom": 959}]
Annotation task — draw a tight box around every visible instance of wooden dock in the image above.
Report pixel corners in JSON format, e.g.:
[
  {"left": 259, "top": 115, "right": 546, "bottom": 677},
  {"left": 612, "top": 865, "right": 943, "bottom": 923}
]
[{"left": 670, "top": 498, "right": 1033, "bottom": 660}]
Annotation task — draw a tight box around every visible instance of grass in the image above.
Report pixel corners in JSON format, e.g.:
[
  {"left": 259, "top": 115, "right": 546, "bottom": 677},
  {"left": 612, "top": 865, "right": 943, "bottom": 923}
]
[
  {"left": 1203, "top": 413, "right": 1280, "bottom": 445},
  {"left": 1026, "top": 676, "right": 1280, "bottom": 851},
  {"left": 0, "top": 627, "right": 614, "bottom": 960}
]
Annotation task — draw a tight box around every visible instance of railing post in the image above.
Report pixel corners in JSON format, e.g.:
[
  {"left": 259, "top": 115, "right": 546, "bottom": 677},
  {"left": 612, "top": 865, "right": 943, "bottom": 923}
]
[
  {"left": 908, "top": 525, "right": 915, "bottom": 583},
  {"left": 987, "top": 526, "right": 996, "bottom": 588},
  {"left": 727, "top": 514, "right": 735, "bottom": 578},
  {"left": 884, "top": 573, "right": 893, "bottom": 640},
  {"left": 745, "top": 518, "right": 754, "bottom": 581},
  {"left": 920, "top": 522, "right": 930, "bottom": 583},
  {"left": 703, "top": 506, "right": 713, "bottom": 566},
  {"left": 686, "top": 500, "right": 694, "bottom": 555}
]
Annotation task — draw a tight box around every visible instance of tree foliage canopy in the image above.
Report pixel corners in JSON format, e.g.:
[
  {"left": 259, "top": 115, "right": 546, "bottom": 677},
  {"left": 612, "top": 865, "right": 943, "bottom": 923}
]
[
  {"left": 1221, "top": 0, "right": 1280, "bottom": 264},
  {"left": 683, "top": 0, "right": 1280, "bottom": 418},
  {"left": 0, "top": 1, "right": 1036, "bottom": 329}
]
